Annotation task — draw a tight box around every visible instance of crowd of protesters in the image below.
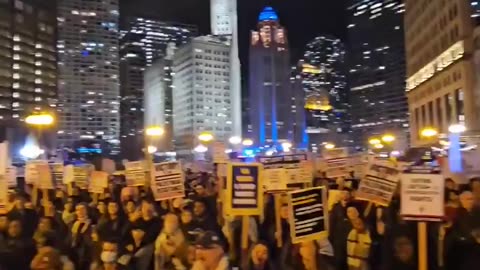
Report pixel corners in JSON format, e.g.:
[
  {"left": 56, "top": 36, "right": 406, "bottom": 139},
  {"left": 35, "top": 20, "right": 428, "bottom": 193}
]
[{"left": 1, "top": 165, "right": 480, "bottom": 270}]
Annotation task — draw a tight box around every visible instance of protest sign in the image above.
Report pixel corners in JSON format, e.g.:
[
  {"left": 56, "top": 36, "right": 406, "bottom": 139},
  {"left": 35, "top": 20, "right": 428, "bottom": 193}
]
[
  {"left": 90, "top": 171, "right": 109, "bottom": 194},
  {"left": 349, "top": 154, "right": 368, "bottom": 179},
  {"left": 0, "top": 141, "right": 7, "bottom": 176},
  {"left": 212, "top": 142, "right": 228, "bottom": 163},
  {"left": 323, "top": 148, "right": 349, "bottom": 178},
  {"left": 150, "top": 161, "right": 185, "bottom": 201},
  {"left": 288, "top": 186, "right": 328, "bottom": 243},
  {"left": 263, "top": 168, "right": 287, "bottom": 191},
  {"left": 461, "top": 150, "right": 480, "bottom": 179},
  {"left": 0, "top": 175, "right": 7, "bottom": 214},
  {"left": 225, "top": 163, "right": 263, "bottom": 215},
  {"left": 37, "top": 163, "right": 53, "bottom": 189},
  {"left": 50, "top": 163, "right": 63, "bottom": 187},
  {"left": 401, "top": 169, "right": 444, "bottom": 221},
  {"left": 64, "top": 165, "right": 89, "bottom": 189},
  {"left": 25, "top": 160, "right": 48, "bottom": 185},
  {"left": 101, "top": 158, "right": 116, "bottom": 174},
  {"left": 258, "top": 154, "right": 311, "bottom": 185},
  {"left": 125, "top": 161, "right": 147, "bottom": 186},
  {"left": 355, "top": 163, "right": 400, "bottom": 206},
  {"left": 217, "top": 163, "right": 227, "bottom": 177}
]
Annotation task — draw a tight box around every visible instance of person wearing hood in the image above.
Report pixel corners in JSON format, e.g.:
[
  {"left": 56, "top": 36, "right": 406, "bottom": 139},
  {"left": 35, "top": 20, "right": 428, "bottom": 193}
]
[
  {"left": 192, "top": 231, "right": 230, "bottom": 270},
  {"left": 246, "top": 242, "right": 274, "bottom": 270},
  {"left": 119, "top": 220, "right": 155, "bottom": 270},
  {"left": 154, "top": 213, "right": 188, "bottom": 270}
]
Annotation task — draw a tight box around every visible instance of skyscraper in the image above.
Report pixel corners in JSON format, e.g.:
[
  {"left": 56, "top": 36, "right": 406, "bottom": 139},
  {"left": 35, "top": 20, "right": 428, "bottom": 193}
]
[
  {"left": 172, "top": 36, "right": 232, "bottom": 155},
  {"left": 405, "top": 0, "right": 480, "bottom": 146},
  {"left": 248, "top": 7, "right": 293, "bottom": 146},
  {"left": 210, "top": 0, "right": 242, "bottom": 139},
  {"left": 347, "top": 0, "right": 408, "bottom": 150},
  {"left": 302, "top": 36, "right": 350, "bottom": 149},
  {"left": 57, "top": 0, "right": 120, "bottom": 148},
  {"left": 0, "top": 0, "right": 57, "bottom": 154},
  {"left": 119, "top": 17, "right": 197, "bottom": 159}
]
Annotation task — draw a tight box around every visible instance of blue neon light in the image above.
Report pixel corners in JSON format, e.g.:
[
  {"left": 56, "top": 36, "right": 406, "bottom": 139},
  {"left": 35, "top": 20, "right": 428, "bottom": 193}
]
[
  {"left": 448, "top": 133, "right": 462, "bottom": 173},
  {"left": 81, "top": 50, "right": 89, "bottom": 56},
  {"left": 258, "top": 7, "right": 279, "bottom": 22},
  {"left": 76, "top": 148, "right": 102, "bottom": 154}
]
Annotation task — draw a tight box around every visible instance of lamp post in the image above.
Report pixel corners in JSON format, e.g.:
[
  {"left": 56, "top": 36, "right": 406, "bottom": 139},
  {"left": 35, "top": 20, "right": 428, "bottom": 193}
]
[
  {"left": 24, "top": 113, "right": 55, "bottom": 159},
  {"left": 324, "top": 143, "right": 335, "bottom": 150},
  {"left": 144, "top": 126, "right": 164, "bottom": 162}
]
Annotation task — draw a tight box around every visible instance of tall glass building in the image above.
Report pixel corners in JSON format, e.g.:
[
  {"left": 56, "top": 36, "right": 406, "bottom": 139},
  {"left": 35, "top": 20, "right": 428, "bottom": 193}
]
[
  {"left": 57, "top": 0, "right": 120, "bottom": 149},
  {"left": 347, "top": 0, "right": 408, "bottom": 150},
  {"left": 119, "top": 17, "right": 197, "bottom": 159},
  {"left": 302, "top": 35, "right": 350, "bottom": 149}
]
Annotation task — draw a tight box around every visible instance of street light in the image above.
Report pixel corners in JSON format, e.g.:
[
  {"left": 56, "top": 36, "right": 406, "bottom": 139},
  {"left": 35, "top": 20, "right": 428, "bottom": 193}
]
[
  {"left": 147, "top": 145, "right": 157, "bottom": 154},
  {"left": 198, "top": 132, "right": 214, "bottom": 143},
  {"left": 194, "top": 144, "right": 208, "bottom": 153},
  {"left": 381, "top": 134, "right": 395, "bottom": 143},
  {"left": 448, "top": 124, "right": 466, "bottom": 134},
  {"left": 325, "top": 143, "right": 335, "bottom": 150},
  {"left": 420, "top": 127, "right": 438, "bottom": 138},
  {"left": 25, "top": 113, "right": 54, "bottom": 126},
  {"left": 374, "top": 143, "right": 384, "bottom": 149},
  {"left": 242, "top": 139, "right": 254, "bottom": 146},
  {"left": 229, "top": 136, "right": 242, "bottom": 145},
  {"left": 369, "top": 138, "right": 381, "bottom": 145},
  {"left": 145, "top": 126, "right": 164, "bottom": 137}
]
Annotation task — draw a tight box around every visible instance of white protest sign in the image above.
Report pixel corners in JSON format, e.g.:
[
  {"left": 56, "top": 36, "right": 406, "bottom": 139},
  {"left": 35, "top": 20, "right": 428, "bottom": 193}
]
[
  {"left": 125, "top": 161, "right": 146, "bottom": 186},
  {"left": 461, "top": 150, "right": 480, "bottom": 179},
  {"left": 0, "top": 175, "right": 7, "bottom": 214},
  {"left": 355, "top": 163, "right": 400, "bottom": 206},
  {"left": 258, "top": 154, "right": 311, "bottom": 185},
  {"left": 212, "top": 142, "right": 228, "bottom": 163},
  {"left": 50, "top": 163, "right": 64, "bottom": 187},
  {"left": 263, "top": 168, "right": 288, "bottom": 191},
  {"left": 64, "top": 165, "right": 89, "bottom": 189},
  {"left": 323, "top": 148, "right": 349, "bottom": 178},
  {"left": 25, "top": 160, "right": 48, "bottom": 185},
  {"left": 150, "top": 161, "right": 185, "bottom": 201},
  {"left": 401, "top": 171, "right": 444, "bottom": 221},
  {"left": 89, "top": 171, "right": 109, "bottom": 194},
  {"left": 0, "top": 142, "right": 8, "bottom": 176},
  {"left": 6, "top": 166, "right": 16, "bottom": 187},
  {"left": 37, "top": 163, "right": 54, "bottom": 189},
  {"left": 217, "top": 163, "right": 227, "bottom": 177}
]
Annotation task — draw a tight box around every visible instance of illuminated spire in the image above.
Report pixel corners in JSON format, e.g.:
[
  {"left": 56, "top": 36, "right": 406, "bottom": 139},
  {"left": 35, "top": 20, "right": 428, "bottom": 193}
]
[{"left": 258, "top": 6, "right": 278, "bottom": 22}]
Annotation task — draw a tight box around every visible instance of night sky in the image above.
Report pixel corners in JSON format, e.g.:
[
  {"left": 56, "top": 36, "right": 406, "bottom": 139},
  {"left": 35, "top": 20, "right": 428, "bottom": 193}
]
[{"left": 120, "top": 0, "right": 348, "bottom": 63}]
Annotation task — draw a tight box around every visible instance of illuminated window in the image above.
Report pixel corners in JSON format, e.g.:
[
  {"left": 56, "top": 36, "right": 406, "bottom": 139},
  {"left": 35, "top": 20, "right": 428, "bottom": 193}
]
[
  {"left": 13, "top": 73, "right": 20, "bottom": 79},
  {"left": 12, "top": 102, "right": 19, "bottom": 108},
  {"left": 34, "top": 97, "right": 42, "bottom": 101},
  {"left": 12, "top": 64, "right": 19, "bottom": 70},
  {"left": 12, "top": 92, "right": 20, "bottom": 98},
  {"left": 12, "top": 83, "right": 20, "bottom": 89}
]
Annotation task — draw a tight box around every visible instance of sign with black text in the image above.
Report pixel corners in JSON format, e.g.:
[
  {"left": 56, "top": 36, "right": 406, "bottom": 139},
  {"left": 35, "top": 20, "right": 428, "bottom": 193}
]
[
  {"left": 226, "top": 163, "right": 263, "bottom": 215},
  {"left": 323, "top": 148, "right": 349, "bottom": 178},
  {"left": 401, "top": 171, "right": 444, "bottom": 221},
  {"left": 258, "top": 154, "right": 311, "bottom": 185},
  {"left": 150, "top": 162, "right": 185, "bottom": 201},
  {"left": 125, "top": 161, "right": 146, "bottom": 186},
  {"left": 355, "top": 163, "right": 400, "bottom": 206},
  {"left": 288, "top": 187, "right": 328, "bottom": 243}
]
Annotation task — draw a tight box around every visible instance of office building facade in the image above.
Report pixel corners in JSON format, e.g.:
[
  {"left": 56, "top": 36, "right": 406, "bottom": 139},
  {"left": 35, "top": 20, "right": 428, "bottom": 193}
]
[
  {"left": 0, "top": 0, "right": 57, "bottom": 155},
  {"left": 347, "top": 0, "right": 409, "bottom": 150},
  {"left": 119, "top": 17, "right": 197, "bottom": 159},
  {"left": 57, "top": 0, "right": 120, "bottom": 148},
  {"left": 406, "top": 0, "right": 480, "bottom": 146},
  {"left": 248, "top": 6, "right": 293, "bottom": 146},
  {"left": 172, "top": 36, "right": 232, "bottom": 153},
  {"left": 302, "top": 36, "right": 350, "bottom": 149}
]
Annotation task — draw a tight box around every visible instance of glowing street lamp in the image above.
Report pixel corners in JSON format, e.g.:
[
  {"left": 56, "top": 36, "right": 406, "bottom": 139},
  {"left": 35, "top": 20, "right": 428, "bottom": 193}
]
[
  {"left": 374, "top": 143, "right": 384, "bottom": 149},
  {"left": 194, "top": 144, "right": 208, "bottom": 153},
  {"left": 147, "top": 145, "right": 157, "bottom": 154},
  {"left": 242, "top": 139, "right": 254, "bottom": 146},
  {"left": 229, "top": 136, "right": 242, "bottom": 145},
  {"left": 198, "top": 132, "right": 214, "bottom": 143},
  {"left": 448, "top": 124, "right": 466, "bottom": 134},
  {"left": 381, "top": 134, "right": 395, "bottom": 143},
  {"left": 369, "top": 138, "right": 381, "bottom": 145},
  {"left": 25, "top": 113, "right": 54, "bottom": 126},
  {"left": 420, "top": 127, "right": 438, "bottom": 138},
  {"left": 145, "top": 126, "right": 164, "bottom": 137},
  {"left": 325, "top": 143, "right": 335, "bottom": 150}
]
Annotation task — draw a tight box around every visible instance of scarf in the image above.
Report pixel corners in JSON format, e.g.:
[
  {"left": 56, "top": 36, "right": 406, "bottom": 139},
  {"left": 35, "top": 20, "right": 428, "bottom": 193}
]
[{"left": 71, "top": 219, "right": 91, "bottom": 234}]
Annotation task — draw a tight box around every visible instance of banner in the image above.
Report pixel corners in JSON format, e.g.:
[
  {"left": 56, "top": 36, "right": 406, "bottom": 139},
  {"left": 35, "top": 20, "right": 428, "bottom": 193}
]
[
  {"left": 25, "top": 160, "right": 48, "bottom": 185},
  {"left": 212, "top": 142, "right": 228, "bottom": 163},
  {"left": 355, "top": 163, "right": 400, "bottom": 206},
  {"left": 150, "top": 161, "right": 185, "bottom": 201},
  {"left": 226, "top": 163, "right": 263, "bottom": 215},
  {"left": 263, "top": 168, "right": 287, "bottom": 191},
  {"left": 258, "top": 154, "right": 311, "bottom": 185},
  {"left": 323, "top": 148, "right": 349, "bottom": 178},
  {"left": 401, "top": 170, "right": 444, "bottom": 221},
  {"left": 89, "top": 171, "right": 109, "bottom": 194},
  {"left": 125, "top": 161, "right": 146, "bottom": 187},
  {"left": 50, "top": 163, "right": 64, "bottom": 187},
  {"left": 37, "top": 163, "right": 53, "bottom": 189},
  {"left": 288, "top": 187, "right": 328, "bottom": 243}
]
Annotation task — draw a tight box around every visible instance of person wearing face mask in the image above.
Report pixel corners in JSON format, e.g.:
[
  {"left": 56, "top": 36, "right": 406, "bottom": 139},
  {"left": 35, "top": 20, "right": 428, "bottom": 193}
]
[
  {"left": 91, "top": 239, "right": 125, "bottom": 270},
  {"left": 191, "top": 231, "right": 230, "bottom": 270},
  {"left": 154, "top": 213, "right": 188, "bottom": 270},
  {"left": 247, "top": 242, "right": 274, "bottom": 270}
]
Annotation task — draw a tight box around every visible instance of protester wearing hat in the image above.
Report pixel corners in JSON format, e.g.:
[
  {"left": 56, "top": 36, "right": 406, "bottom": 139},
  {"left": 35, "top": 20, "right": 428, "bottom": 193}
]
[
  {"left": 118, "top": 220, "right": 155, "bottom": 270},
  {"left": 192, "top": 231, "right": 230, "bottom": 270}
]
